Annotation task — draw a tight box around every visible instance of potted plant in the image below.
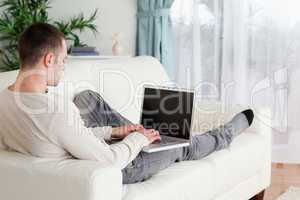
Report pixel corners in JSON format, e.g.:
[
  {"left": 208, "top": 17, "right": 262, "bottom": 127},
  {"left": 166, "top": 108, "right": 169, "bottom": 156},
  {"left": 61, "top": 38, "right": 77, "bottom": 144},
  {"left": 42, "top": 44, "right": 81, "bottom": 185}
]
[{"left": 0, "top": 0, "right": 98, "bottom": 71}]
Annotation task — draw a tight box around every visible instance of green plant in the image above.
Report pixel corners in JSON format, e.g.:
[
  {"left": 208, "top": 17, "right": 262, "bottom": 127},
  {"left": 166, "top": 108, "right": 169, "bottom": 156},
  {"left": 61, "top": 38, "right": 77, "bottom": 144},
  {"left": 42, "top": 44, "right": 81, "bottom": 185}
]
[{"left": 0, "top": 0, "right": 98, "bottom": 71}]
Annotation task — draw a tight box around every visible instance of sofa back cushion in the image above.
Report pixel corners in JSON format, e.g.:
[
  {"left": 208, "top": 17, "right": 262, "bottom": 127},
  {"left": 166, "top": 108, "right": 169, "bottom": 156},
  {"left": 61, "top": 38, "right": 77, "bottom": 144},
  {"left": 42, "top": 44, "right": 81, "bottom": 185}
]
[
  {"left": 0, "top": 70, "right": 18, "bottom": 91},
  {"left": 89, "top": 56, "right": 171, "bottom": 123},
  {"left": 191, "top": 101, "right": 250, "bottom": 134},
  {"left": 0, "top": 71, "right": 18, "bottom": 149},
  {"left": 51, "top": 56, "right": 171, "bottom": 123}
]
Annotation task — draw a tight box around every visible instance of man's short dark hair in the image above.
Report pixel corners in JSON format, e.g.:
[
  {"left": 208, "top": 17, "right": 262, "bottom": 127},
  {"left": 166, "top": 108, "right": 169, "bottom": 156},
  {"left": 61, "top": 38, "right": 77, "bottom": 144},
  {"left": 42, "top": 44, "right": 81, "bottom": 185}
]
[{"left": 18, "top": 23, "right": 65, "bottom": 68}]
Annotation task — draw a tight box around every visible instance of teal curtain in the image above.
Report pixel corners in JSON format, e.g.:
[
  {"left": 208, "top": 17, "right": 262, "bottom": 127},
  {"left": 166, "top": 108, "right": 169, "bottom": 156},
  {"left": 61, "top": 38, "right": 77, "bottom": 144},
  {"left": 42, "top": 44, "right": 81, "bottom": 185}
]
[{"left": 136, "top": 0, "right": 175, "bottom": 76}]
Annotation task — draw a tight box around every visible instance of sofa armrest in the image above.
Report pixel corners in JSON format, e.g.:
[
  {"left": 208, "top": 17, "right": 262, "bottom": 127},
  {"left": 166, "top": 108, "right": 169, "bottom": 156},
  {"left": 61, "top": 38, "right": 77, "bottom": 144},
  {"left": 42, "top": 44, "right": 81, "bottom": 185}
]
[
  {"left": 247, "top": 106, "right": 272, "bottom": 137},
  {"left": 247, "top": 106, "right": 272, "bottom": 188},
  {"left": 0, "top": 150, "right": 122, "bottom": 200}
]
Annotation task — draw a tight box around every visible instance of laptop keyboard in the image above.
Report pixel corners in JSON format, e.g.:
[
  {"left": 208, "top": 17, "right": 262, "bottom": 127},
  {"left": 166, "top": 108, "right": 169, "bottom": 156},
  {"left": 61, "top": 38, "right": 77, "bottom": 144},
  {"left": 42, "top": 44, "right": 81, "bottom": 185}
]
[{"left": 153, "top": 136, "right": 180, "bottom": 145}]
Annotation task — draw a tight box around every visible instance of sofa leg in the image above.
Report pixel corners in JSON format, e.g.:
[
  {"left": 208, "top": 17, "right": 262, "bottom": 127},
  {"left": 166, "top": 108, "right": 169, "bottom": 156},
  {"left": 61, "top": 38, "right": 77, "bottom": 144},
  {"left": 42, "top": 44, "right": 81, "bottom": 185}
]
[{"left": 250, "top": 190, "right": 265, "bottom": 200}]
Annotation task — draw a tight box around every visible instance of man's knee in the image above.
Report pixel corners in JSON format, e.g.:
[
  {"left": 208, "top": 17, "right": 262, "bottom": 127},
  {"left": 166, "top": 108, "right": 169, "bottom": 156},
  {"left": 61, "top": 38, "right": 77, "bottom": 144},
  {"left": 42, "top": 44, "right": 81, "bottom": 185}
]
[
  {"left": 73, "top": 90, "right": 102, "bottom": 112},
  {"left": 74, "top": 90, "right": 104, "bottom": 104}
]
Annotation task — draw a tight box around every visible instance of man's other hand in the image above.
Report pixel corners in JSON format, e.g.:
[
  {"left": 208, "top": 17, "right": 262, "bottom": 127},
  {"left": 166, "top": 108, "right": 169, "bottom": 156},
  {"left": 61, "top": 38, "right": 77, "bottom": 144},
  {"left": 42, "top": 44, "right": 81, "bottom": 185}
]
[{"left": 139, "top": 129, "right": 161, "bottom": 143}]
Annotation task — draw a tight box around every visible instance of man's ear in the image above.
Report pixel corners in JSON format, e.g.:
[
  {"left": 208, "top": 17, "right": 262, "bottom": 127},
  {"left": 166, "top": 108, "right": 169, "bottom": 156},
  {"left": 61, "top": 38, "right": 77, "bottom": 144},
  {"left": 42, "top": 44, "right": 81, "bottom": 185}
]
[{"left": 44, "top": 52, "right": 56, "bottom": 68}]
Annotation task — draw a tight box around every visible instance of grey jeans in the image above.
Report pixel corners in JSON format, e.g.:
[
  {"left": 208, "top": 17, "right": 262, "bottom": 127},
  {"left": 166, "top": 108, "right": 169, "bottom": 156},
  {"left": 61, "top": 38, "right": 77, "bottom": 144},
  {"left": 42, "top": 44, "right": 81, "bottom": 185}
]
[{"left": 73, "top": 90, "right": 250, "bottom": 184}]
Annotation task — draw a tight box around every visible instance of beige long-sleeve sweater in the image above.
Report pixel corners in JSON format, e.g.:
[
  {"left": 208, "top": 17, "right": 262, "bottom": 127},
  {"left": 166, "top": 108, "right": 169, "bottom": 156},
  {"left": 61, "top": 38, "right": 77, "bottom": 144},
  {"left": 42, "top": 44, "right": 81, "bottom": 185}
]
[{"left": 0, "top": 88, "right": 150, "bottom": 169}]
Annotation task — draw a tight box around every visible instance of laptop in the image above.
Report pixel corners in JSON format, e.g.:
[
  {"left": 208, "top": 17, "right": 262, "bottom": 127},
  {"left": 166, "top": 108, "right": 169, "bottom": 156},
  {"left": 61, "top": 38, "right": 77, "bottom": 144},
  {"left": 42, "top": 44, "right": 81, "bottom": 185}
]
[{"left": 140, "top": 85, "right": 195, "bottom": 153}]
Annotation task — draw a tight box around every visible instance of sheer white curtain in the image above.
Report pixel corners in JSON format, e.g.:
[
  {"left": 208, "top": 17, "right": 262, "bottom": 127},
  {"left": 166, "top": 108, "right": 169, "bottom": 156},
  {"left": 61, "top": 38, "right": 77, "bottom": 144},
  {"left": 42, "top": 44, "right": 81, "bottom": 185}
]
[
  {"left": 222, "top": 0, "right": 300, "bottom": 137},
  {"left": 171, "top": 0, "right": 300, "bottom": 161},
  {"left": 170, "top": 0, "right": 223, "bottom": 99}
]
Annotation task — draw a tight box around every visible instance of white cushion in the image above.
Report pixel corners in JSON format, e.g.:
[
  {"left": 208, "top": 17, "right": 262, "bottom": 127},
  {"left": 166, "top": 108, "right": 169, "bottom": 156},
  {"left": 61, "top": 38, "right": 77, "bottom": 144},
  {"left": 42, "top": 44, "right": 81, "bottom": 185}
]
[
  {"left": 192, "top": 101, "right": 250, "bottom": 134},
  {"left": 123, "top": 160, "right": 215, "bottom": 200},
  {"left": 0, "top": 70, "right": 18, "bottom": 150},
  {"left": 0, "top": 150, "right": 122, "bottom": 200},
  {"left": 50, "top": 56, "right": 171, "bottom": 123},
  {"left": 88, "top": 56, "right": 171, "bottom": 123},
  {"left": 0, "top": 70, "right": 18, "bottom": 91},
  {"left": 122, "top": 131, "right": 267, "bottom": 200}
]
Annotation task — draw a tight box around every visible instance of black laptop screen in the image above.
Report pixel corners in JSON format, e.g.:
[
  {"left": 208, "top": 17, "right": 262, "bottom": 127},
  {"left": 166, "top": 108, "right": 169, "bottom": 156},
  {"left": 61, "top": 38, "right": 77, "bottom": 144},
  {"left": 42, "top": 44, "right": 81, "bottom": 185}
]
[{"left": 140, "top": 87, "right": 194, "bottom": 140}]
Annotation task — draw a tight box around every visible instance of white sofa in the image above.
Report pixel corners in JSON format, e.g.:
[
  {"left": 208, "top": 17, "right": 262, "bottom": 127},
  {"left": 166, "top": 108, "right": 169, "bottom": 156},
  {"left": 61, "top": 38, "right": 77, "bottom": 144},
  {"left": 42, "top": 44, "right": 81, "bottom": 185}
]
[{"left": 0, "top": 56, "right": 271, "bottom": 200}]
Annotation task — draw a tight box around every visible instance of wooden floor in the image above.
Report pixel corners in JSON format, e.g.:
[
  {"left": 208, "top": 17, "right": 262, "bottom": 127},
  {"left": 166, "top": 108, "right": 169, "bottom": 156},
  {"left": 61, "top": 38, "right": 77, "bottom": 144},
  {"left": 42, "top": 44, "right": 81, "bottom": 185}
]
[{"left": 264, "top": 163, "right": 300, "bottom": 200}]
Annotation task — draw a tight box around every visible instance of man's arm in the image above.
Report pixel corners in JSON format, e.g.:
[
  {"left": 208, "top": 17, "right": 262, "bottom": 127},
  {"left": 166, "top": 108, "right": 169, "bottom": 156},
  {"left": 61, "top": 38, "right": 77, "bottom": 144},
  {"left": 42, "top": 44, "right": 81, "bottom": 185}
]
[
  {"left": 89, "top": 123, "right": 145, "bottom": 141},
  {"left": 50, "top": 111, "right": 151, "bottom": 169},
  {"left": 89, "top": 126, "right": 113, "bottom": 141}
]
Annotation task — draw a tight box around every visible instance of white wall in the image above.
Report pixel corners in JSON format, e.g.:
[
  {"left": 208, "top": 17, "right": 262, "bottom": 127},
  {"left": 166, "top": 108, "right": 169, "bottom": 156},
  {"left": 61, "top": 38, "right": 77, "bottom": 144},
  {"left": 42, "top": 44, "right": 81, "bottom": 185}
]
[{"left": 49, "top": 0, "right": 137, "bottom": 56}]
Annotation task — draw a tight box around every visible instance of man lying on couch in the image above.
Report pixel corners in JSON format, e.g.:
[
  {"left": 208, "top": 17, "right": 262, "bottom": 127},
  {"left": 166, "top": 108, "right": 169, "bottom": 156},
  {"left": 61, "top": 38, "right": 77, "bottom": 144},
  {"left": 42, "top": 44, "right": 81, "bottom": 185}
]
[{"left": 0, "top": 23, "right": 254, "bottom": 184}]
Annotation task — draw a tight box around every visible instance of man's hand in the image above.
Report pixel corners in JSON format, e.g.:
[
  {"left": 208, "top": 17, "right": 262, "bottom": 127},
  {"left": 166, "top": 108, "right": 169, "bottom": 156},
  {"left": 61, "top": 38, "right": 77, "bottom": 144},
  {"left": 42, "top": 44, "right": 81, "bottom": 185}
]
[
  {"left": 139, "top": 129, "right": 161, "bottom": 143},
  {"left": 112, "top": 124, "right": 145, "bottom": 139}
]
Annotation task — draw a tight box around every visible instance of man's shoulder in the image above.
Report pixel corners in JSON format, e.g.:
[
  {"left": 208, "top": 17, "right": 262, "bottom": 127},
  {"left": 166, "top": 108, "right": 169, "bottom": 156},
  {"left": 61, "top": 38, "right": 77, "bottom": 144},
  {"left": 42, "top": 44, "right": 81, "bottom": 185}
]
[
  {"left": 0, "top": 88, "right": 73, "bottom": 115},
  {"left": 0, "top": 89, "right": 9, "bottom": 111},
  {"left": 47, "top": 89, "right": 77, "bottom": 113}
]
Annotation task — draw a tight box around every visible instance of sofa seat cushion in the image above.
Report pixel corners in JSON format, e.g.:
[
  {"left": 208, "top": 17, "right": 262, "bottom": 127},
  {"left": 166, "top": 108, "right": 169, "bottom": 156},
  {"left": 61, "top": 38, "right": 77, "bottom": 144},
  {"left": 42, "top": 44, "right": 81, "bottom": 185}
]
[
  {"left": 122, "top": 131, "right": 266, "bottom": 200},
  {"left": 122, "top": 159, "right": 215, "bottom": 200}
]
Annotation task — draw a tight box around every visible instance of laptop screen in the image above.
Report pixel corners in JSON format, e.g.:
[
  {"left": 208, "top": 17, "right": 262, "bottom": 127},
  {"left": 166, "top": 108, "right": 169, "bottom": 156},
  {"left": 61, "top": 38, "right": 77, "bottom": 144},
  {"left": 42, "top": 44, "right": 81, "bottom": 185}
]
[{"left": 140, "top": 87, "right": 194, "bottom": 140}]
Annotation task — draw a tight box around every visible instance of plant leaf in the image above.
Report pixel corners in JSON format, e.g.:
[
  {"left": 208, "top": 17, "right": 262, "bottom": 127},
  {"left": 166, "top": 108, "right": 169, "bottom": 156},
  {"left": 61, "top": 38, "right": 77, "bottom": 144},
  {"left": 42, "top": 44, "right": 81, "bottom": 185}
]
[{"left": 0, "top": 0, "right": 99, "bottom": 71}]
